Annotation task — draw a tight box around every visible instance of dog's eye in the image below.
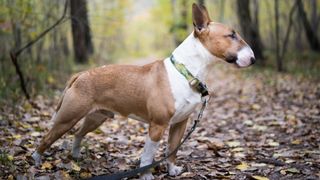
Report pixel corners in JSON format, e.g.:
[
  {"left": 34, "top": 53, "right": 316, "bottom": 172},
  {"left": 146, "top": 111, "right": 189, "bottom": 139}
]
[{"left": 227, "top": 31, "right": 237, "bottom": 40}]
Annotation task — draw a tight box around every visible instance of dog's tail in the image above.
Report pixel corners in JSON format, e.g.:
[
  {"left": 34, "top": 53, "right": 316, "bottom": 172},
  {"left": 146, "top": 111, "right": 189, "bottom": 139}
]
[{"left": 55, "top": 73, "right": 81, "bottom": 113}]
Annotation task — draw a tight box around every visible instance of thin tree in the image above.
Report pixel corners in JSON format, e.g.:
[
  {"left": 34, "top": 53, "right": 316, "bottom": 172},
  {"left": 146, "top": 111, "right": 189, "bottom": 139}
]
[
  {"left": 236, "top": 0, "right": 264, "bottom": 61},
  {"left": 310, "top": 0, "right": 319, "bottom": 33},
  {"left": 9, "top": 0, "right": 69, "bottom": 103},
  {"left": 171, "top": 0, "right": 188, "bottom": 46},
  {"left": 296, "top": 0, "right": 320, "bottom": 51},
  {"left": 70, "top": 0, "right": 94, "bottom": 63},
  {"left": 274, "top": 0, "right": 282, "bottom": 71}
]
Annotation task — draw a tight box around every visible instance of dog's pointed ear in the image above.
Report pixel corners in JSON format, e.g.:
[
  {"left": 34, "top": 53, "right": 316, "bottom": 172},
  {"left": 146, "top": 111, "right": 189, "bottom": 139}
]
[{"left": 192, "top": 3, "right": 211, "bottom": 35}]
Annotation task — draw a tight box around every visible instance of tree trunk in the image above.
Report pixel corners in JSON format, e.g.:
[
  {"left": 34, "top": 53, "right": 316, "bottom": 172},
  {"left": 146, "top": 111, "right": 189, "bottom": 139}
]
[
  {"left": 171, "top": 0, "right": 188, "bottom": 46},
  {"left": 236, "top": 0, "right": 264, "bottom": 61},
  {"left": 70, "top": 0, "right": 94, "bottom": 63},
  {"left": 274, "top": 0, "right": 282, "bottom": 72},
  {"left": 310, "top": 0, "right": 318, "bottom": 33},
  {"left": 253, "top": 0, "right": 259, "bottom": 30},
  {"left": 296, "top": 0, "right": 320, "bottom": 51}
]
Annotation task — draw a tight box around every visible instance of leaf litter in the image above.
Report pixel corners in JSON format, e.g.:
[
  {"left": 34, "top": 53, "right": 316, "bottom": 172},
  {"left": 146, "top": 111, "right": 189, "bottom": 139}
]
[{"left": 0, "top": 64, "right": 319, "bottom": 179}]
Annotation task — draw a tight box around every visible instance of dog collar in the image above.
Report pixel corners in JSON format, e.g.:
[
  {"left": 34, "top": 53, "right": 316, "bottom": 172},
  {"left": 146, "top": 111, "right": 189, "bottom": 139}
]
[{"left": 170, "top": 55, "right": 209, "bottom": 97}]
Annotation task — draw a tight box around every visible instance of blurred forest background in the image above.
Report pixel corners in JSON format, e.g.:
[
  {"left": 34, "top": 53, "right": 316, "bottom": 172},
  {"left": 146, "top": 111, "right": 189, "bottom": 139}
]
[
  {"left": 1, "top": 1, "right": 320, "bottom": 179},
  {"left": 0, "top": 0, "right": 320, "bottom": 102}
]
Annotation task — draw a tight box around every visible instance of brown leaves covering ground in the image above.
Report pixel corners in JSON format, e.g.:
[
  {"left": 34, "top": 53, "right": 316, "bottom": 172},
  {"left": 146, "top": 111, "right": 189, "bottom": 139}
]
[{"left": 0, "top": 63, "right": 319, "bottom": 180}]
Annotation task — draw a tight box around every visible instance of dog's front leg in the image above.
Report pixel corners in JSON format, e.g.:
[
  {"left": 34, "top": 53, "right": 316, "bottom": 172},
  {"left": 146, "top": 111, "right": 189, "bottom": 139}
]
[
  {"left": 140, "top": 122, "right": 167, "bottom": 180},
  {"left": 167, "top": 119, "right": 188, "bottom": 176}
]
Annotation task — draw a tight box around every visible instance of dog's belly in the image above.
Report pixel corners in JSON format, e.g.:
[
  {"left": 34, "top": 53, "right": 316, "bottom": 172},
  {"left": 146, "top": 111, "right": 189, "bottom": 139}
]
[
  {"left": 164, "top": 58, "right": 202, "bottom": 124},
  {"left": 128, "top": 113, "right": 148, "bottom": 123}
]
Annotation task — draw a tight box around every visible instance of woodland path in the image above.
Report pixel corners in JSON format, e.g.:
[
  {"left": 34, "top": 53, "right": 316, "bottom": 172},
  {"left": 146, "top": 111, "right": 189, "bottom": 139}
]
[{"left": 0, "top": 61, "right": 319, "bottom": 180}]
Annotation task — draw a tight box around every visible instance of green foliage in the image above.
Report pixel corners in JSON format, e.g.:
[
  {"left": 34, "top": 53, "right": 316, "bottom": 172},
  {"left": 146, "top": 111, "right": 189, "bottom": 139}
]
[
  {"left": 0, "top": 0, "right": 320, "bottom": 102},
  {"left": 0, "top": 0, "right": 73, "bottom": 101}
]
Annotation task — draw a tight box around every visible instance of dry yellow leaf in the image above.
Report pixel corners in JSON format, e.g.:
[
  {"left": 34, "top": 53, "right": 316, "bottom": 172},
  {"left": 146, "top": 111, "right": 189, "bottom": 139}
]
[
  {"left": 280, "top": 169, "right": 286, "bottom": 175},
  {"left": 226, "top": 141, "right": 241, "bottom": 147},
  {"left": 268, "top": 141, "right": 279, "bottom": 147},
  {"left": 286, "top": 114, "right": 295, "bottom": 121},
  {"left": 47, "top": 75, "right": 55, "bottom": 84},
  {"left": 7, "top": 155, "right": 14, "bottom": 161},
  {"left": 13, "top": 134, "right": 21, "bottom": 139},
  {"left": 236, "top": 162, "right": 249, "bottom": 171},
  {"left": 291, "top": 139, "right": 301, "bottom": 145},
  {"left": 41, "top": 161, "right": 53, "bottom": 170},
  {"left": 80, "top": 172, "right": 92, "bottom": 179},
  {"left": 286, "top": 168, "right": 300, "bottom": 173},
  {"left": 252, "top": 175, "right": 269, "bottom": 180},
  {"left": 31, "top": 132, "right": 41, "bottom": 137},
  {"left": 234, "top": 152, "right": 246, "bottom": 158},
  {"left": 7, "top": 175, "right": 14, "bottom": 180},
  {"left": 231, "top": 147, "right": 244, "bottom": 152},
  {"left": 252, "top": 104, "right": 261, "bottom": 110},
  {"left": 252, "top": 125, "right": 267, "bottom": 131},
  {"left": 71, "top": 161, "right": 81, "bottom": 171},
  {"left": 23, "top": 102, "right": 33, "bottom": 111}
]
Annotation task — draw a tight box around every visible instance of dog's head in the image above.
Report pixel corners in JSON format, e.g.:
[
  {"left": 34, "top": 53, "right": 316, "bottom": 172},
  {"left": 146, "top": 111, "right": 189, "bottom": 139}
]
[{"left": 192, "top": 3, "right": 255, "bottom": 67}]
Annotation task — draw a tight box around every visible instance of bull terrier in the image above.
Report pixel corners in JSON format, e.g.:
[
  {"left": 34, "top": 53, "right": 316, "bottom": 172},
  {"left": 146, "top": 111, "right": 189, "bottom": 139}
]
[{"left": 32, "top": 3, "right": 255, "bottom": 180}]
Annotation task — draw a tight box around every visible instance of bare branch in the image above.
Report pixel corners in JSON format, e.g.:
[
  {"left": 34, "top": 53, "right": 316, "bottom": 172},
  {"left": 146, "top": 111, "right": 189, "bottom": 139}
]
[
  {"left": 13, "top": 0, "right": 69, "bottom": 56},
  {"left": 9, "top": 0, "right": 69, "bottom": 104}
]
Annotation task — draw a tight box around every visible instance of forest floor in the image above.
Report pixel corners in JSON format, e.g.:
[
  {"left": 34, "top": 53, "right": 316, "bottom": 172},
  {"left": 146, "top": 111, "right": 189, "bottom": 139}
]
[{"left": 0, "top": 62, "right": 319, "bottom": 180}]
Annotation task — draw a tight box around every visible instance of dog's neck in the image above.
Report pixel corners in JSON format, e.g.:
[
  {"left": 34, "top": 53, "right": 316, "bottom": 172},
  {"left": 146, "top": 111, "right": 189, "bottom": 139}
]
[{"left": 172, "top": 32, "right": 216, "bottom": 82}]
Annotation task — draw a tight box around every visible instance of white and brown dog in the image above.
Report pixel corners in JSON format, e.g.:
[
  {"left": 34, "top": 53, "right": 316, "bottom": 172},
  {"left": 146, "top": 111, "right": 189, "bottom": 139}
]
[{"left": 32, "top": 3, "right": 255, "bottom": 180}]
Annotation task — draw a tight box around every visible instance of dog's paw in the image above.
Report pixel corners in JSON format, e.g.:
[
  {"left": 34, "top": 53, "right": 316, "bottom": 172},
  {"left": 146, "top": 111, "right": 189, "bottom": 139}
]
[
  {"left": 32, "top": 151, "right": 42, "bottom": 167},
  {"left": 168, "top": 163, "right": 183, "bottom": 176},
  {"left": 140, "top": 172, "right": 154, "bottom": 180}
]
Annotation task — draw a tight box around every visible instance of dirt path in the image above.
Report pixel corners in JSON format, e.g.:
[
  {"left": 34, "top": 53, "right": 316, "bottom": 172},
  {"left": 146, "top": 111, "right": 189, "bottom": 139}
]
[{"left": 0, "top": 63, "right": 319, "bottom": 179}]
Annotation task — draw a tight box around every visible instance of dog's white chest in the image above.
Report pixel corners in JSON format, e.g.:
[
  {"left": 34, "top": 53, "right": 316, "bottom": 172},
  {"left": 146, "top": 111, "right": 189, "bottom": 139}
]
[{"left": 164, "top": 58, "right": 202, "bottom": 124}]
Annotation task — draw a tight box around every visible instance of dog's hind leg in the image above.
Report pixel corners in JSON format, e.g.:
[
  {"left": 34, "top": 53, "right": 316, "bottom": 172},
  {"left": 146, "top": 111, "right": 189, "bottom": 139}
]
[
  {"left": 72, "top": 109, "right": 114, "bottom": 158},
  {"left": 32, "top": 88, "right": 93, "bottom": 166}
]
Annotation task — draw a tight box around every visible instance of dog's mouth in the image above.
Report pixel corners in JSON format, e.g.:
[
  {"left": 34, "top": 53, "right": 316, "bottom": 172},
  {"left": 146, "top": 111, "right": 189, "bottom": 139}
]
[{"left": 225, "top": 55, "right": 237, "bottom": 64}]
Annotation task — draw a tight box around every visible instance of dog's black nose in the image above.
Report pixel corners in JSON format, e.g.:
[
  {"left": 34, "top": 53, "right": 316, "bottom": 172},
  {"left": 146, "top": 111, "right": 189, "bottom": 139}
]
[{"left": 250, "top": 57, "right": 256, "bottom": 65}]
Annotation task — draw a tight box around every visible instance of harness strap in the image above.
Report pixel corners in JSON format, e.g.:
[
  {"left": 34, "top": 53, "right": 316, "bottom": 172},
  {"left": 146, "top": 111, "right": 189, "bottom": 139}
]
[{"left": 88, "top": 98, "right": 209, "bottom": 180}]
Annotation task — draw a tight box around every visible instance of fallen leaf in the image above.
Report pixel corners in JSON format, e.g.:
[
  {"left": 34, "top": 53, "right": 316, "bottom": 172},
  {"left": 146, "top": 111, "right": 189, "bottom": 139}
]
[
  {"left": 251, "top": 163, "right": 267, "bottom": 167},
  {"left": 272, "top": 153, "right": 283, "bottom": 158},
  {"left": 244, "top": 120, "right": 253, "bottom": 126},
  {"left": 285, "top": 168, "right": 300, "bottom": 173},
  {"left": 252, "top": 175, "right": 269, "bottom": 180},
  {"left": 234, "top": 152, "right": 246, "bottom": 158},
  {"left": 80, "top": 172, "right": 92, "bottom": 179},
  {"left": 268, "top": 141, "right": 279, "bottom": 147},
  {"left": 71, "top": 161, "right": 81, "bottom": 172},
  {"left": 236, "top": 162, "right": 249, "bottom": 171},
  {"left": 31, "top": 132, "right": 41, "bottom": 137},
  {"left": 226, "top": 141, "right": 241, "bottom": 147},
  {"left": 252, "top": 125, "right": 267, "bottom": 131},
  {"left": 12, "top": 134, "right": 22, "bottom": 139},
  {"left": 280, "top": 169, "right": 286, "bottom": 175},
  {"left": 7, "top": 175, "right": 14, "bottom": 180},
  {"left": 7, "top": 155, "right": 14, "bottom": 161},
  {"left": 291, "top": 139, "right": 301, "bottom": 145},
  {"left": 252, "top": 104, "right": 261, "bottom": 110},
  {"left": 41, "top": 161, "right": 53, "bottom": 170},
  {"left": 231, "top": 147, "right": 244, "bottom": 152}
]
